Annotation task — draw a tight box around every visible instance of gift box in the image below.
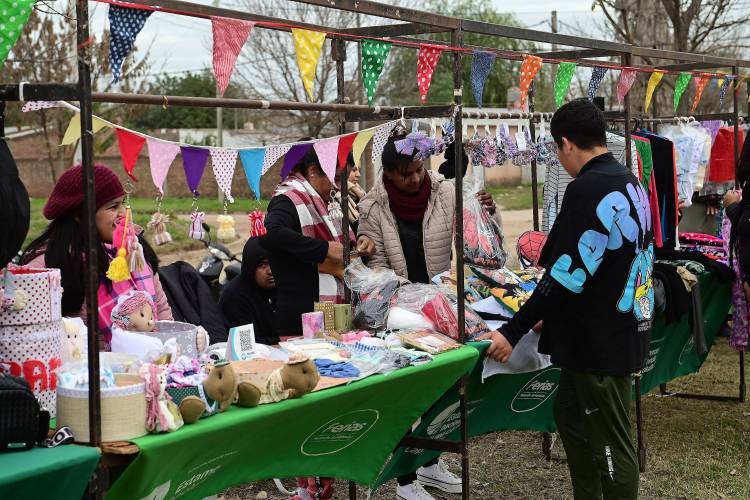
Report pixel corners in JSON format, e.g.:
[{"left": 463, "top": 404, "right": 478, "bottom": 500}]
[
  {"left": 314, "top": 302, "right": 335, "bottom": 332},
  {"left": 0, "top": 321, "right": 63, "bottom": 416},
  {"left": 302, "top": 312, "right": 325, "bottom": 339},
  {"left": 334, "top": 304, "right": 352, "bottom": 333},
  {"left": 150, "top": 321, "right": 199, "bottom": 359},
  {"left": 0, "top": 266, "right": 62, "bottom": 326}
]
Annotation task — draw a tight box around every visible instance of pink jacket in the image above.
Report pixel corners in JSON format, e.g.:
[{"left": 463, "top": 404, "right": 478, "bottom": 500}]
[{"left": 26, "top": 250, "right": 173, "bottom": 349}]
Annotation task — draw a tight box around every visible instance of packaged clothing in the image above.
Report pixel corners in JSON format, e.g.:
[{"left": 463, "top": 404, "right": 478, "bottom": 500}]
[
  {"left": 501, "top": 153, "right": 655, "bottom": 376},
  {"left": 463, "top": 186, "right": 507, "bottom": 269},
  {"left": 344, "top": 261, "right": 401, "bottom": 331}
]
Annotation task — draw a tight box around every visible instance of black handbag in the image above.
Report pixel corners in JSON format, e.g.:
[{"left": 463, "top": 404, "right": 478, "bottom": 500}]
[{"left": 0, "top": 373, "right": 50, "bottom": 450}]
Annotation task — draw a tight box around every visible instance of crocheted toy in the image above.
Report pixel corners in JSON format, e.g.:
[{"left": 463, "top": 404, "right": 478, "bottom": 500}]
[
  {"left": 61, "top": 318, "right": 83, "bottom": 363},
  {"left": 111, "top": 290, "right": 156, "bottom": 332},
  {"left": 233, "top": 354, "right": 320, "bottom": 407},
  {"left": 147, "top": 212, "right": 173, "bottom": 246},
  {"left": 166, "top": 361, "right": 239, "bottom": 424},
  {"left": 107, "top": 207, "right": 147, "bottom": 281},
  {"left": 189, "top": 211, "right": 206, "bottom": 241},
  {"left": 248, "top": 210, "right": 267, "bottom": 237},
  {"left": 216, "top": 214, "right": 236, "bottom": 241},
  {"left": 140, "top": 363, "right": 184, "bottom": 433}
]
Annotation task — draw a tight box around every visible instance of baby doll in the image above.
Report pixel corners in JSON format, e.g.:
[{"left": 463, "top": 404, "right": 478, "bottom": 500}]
[{"left": 112, "top": 290, "right": 157, "bottom": 332}]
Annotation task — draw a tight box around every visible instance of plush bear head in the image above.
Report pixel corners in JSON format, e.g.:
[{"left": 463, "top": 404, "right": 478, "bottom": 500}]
[
  {"left": 280, "top": 354, "right": 320, "bottom": 398},
  {"left": 203, "top": 361, "right": 238, "bottom": 412},
  {"left": 61, "top": 318, "right": 83, "bottom": 363},
  {"left": 111, "top": 290, "right": 156, "bottom": 332}
]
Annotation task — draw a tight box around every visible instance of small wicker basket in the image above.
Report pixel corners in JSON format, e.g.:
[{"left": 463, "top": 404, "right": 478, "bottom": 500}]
[{"left": 56, "top": 373, "right": 147, "bottom": 443}]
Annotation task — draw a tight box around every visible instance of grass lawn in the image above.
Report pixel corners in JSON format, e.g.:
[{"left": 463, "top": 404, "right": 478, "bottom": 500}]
[
  {"left": 25, "top": 197, "right": 270, "bottom": 254},
  {"left": 486, "top": 183, "right": 543, "bottom": 211}
]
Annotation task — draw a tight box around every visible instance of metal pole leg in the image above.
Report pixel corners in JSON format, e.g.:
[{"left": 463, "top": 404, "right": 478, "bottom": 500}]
[
  {"left": 348, "top": 480, "right": 357, "bottom": 500},
  {"left": 541, "top": 432, "right": 552, "bottom": 461}
]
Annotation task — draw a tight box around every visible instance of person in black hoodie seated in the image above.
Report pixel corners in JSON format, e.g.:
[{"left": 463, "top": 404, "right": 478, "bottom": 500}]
[
  {"left": 482, "top": 99, "right": 653, "bottom": 499},
  {"left": 219, "top": 237, "right": 278, "bottom": 345}
]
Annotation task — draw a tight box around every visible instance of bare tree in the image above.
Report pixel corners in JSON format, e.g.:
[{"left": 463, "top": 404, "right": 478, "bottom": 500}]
[
  {"left": 3, "top": 5, "right": 150, "bottom": 181},
  {"left": 594, "top": 0, "right": 750, "bottom": 115}
]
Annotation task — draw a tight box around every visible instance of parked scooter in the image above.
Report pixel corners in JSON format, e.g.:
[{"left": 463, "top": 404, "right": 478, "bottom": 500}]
[{"left": 196, "top": 223, "right": 241, "bottom": 300}]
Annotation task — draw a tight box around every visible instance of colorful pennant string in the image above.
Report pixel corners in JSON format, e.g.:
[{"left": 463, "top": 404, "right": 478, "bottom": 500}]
[{"left": 553, "top": 62, "right": 576, "bottom": 108}]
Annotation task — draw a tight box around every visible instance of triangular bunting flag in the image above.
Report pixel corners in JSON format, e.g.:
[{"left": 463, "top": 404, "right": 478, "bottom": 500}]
[
  {"left": 147, "top": 138, "right": 180, "bottom": 195},
  {"left": 588, "top": 66, "right": 608, "bottom": 101},
  {"left": 210, "top": 148, "right": 238, "bottom": 203},
  {"left": 553, "top": 62, "right": 576, "bottom": 108},
  {"left": 22, "top": 101, "right": 60, "bottom": 113},
  {"left": 282, "top": 143, "right": 314, "bottom": 179},
  {"left": 735, "top": 76, "right": 746, "bottom": 96},
  {"left": 417, "top": 45, "right": 443, "bottom": 103},
  {"left": 211, "top": 17, "right": 255, "bottom": 97},
  {"left": 0, "top": 0, "right": 35, "bottom": 67},
  {"left": 673, "top": 72, "right": 691, "bottom": 112},
  {"left": 352, "top": 128, "right": 375, "bottom": 168},
  {"left": 263, "top": 144, "right": 292, "bottom": 175},
  {"left": 108, "top": 5, "right": 153, "bottom": 82},
  {"left": 115, "top": 128, "right": 146, "bottom": 182},
  {"left": 691, "top": 75, "right": 710, "bottom": 112},
  {"left": 337, "top": 133, "right": 358, "bottom": 172},
  {"left": 361, "top": 39, "right": 391, "bottom": 106},
  {"left": 719, "top": 77, "right": 732, "bottom": 107},
  {"left": 180, "top": 146, "right": 210, "bottom": 196},
  {"left": 470, "top": 51, "right": 496, "bottom": 108},
  {"left": 519, "top": 55, "right": 543, "bottom": 111},
  {"left": 313, "top": 137, "right": 340, "bottom": 183},
  {"left": 291, "top": 29, "right": 326, "bottom": 101},
  {"left": 372, "top": 122, "right": 398, "bottom": 163},
  {"left": 616, "top": 69, "right": 638, "bottom": 105},
  {"left": 239, "top": 149, "right": 265, "bottom": 199},
  {"left": 60, "top": 114, "right": 110, "bottom": 146},
  {"left": 644, "top": 71, "right": 664, "bottom": 113}
]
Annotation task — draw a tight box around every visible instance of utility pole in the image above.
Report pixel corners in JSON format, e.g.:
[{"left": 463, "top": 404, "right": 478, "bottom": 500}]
[{"left": 551, "top": 10, "right": 558, "bottom": 51}]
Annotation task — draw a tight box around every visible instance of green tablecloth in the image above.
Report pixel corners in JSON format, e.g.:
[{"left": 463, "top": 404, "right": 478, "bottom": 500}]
[
  {"left": 0, "top": 445, "right": 100, "bottom": 500},
  {"left": 107, "top": 346, "right": 478, "bottom": 500},
  {"left": 377, "top": 271, "right": 731, "bottom": 486}
]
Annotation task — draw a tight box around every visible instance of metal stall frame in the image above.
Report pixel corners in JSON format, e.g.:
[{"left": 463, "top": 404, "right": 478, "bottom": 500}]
[{"left": 2, "top": 0, "right": 750, "bottom": 497}]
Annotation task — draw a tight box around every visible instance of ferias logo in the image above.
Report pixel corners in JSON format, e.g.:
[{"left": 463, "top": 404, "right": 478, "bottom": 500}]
[
  {"left": 424, "top": 400, "right": 480, "bottom": 440},
  {"left": 511, "top": 368, "right": 561, "bottom": 413},
  {"left": 301, "top": 409, "right": 379, "bottom": 456},
  {"left": 678, "top": 335, "right": 695, "bottom": 366}
]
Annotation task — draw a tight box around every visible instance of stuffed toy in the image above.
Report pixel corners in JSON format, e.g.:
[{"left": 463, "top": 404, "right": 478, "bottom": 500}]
[
  {"left": 216, "top": 214, "right": 236, "bottom": 241},
  {"left": 233, "top": 354, "right": 320, "bottom": 406},
  {"left": 111, "top": 290, "right": 156, "bottom": 332},
  {"left": 61, "top": 318, "right": 83, "bottom": 363},
  {"left": 140, "top": 363, "right": 184, "bottom": 433}
]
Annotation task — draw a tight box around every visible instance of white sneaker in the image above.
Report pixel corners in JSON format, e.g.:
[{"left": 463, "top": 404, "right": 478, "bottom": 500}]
[
  {"left": 396, "top": 482, "right": 436, "bottom": 500},
  {"left": 417, "top": 460, "right": 463, "bottom": 494}
]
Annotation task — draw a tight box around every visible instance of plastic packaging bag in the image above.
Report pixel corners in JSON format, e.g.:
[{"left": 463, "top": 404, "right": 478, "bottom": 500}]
[
  {"left": 463, "top": 181, "right": 507, "bottom": 269},
  {"left": 392, "top": 284, "right": 490, "bottom": 340},
  {"left": 344, "top": 261, "right": 401, "bottom": 330}
]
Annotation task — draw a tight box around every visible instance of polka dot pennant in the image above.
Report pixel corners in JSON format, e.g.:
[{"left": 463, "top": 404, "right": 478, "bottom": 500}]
[
  {"left": 719, "top": 77, "right": 732, "bottom": 108},
  {"left": 21, "top": 101, "right": 60, "bottom": 113},
  {"left": 519, "top": 55, "right": 542, "bottom": 111},
  {"left": 673, "top": 72, "right": 691, "bottom": 112},
  {"left": 691, "top": 75, "right": 710, "bottom": 112},
  {"left": 147, "top": 138, "right": 180, "bottom": 195},
  {"left": 0, "top": 0, "right": 35, "bottom": 67},
  {"left": 417, "top": 45, "right": 443, "bottom": 103},
  {"left": 291, "top": 28, "right": 327, "bottom": 102},
  {"left": 470, "top": 50, "right": 496, "bottom": 108},
  {"left": 616, "top": 69, "right": 638, "bottom": 105},
  {"left": 553, "top": 62, "right": 577, "bottom": 108},
  {"left": 371, "top": 121, "right": 398, "bottom": 164},
  {"left": 587, "top": 66, "right": 608, "bottom": 101},
  {"left": 262, "top": 144, "right": 292, "bottom": 175},
  {"left": 361, "top": 39, "right": 391, "bottom": 106},
  {"left": 108, "top": 5, "right": 153, "bottom": 82},
  {"left": 644, "top": 71, "right": 664, "bottom": 113},
  {"left": 210, "top": 148, "right": 238, "bottom": 203}
]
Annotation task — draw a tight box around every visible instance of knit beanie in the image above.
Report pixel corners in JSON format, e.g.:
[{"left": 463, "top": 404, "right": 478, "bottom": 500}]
[{"left": 43, "top": 164, "right": 125, "bottom": 220}]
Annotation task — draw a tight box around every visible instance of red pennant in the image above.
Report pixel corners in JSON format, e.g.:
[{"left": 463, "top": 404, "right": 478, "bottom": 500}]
[
  {"left": 211, "top": 16, "right": 255, "bottom": 97},
  {"left": 337, "top": 133, "right": 358, "bottom": 171},
  {"left": 417, "top": 45, "right": 443, "bottom": 103},
  {"left": 115, "top": 129, "right": 146, "bottom": 182}
]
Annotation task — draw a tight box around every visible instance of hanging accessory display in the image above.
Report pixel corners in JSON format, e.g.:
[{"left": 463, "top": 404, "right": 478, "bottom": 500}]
[
  {"left": 107, "top": 206, "right": 132, "bottom": 283},
  {"left": 216, "top": 199, "right": 237, "bottom": 242},
  {"left": 189, "top": 197, "right": 206, "bottom": 241},
  {"left": 147, "top": 196, "right": 173, "bottom": 246},
  {"left": 248, "top": 210, "right": 267, "bottom": 238}
]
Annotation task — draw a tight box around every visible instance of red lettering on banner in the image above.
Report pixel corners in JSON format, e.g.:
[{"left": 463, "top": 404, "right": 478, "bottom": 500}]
[
  {"left": 49, "top": 357, "right": 62, "bottom": 391},
  {"left": 23, "top": 359, "right": 48, "bottom": 392}
]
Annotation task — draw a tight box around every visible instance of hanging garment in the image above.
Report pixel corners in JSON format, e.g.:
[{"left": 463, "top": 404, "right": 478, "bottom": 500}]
[
  {"left": 541, "top": 132, "right": 637, "bottom": 233},
  {"left": 701, "top": 126, "right": 744, "bottom": 196},
  {"left": 661, "top": 124, "right": 711, "bottom": 208},
  {"left": 632, "top": 135, "right": 663, "bottom": 247},
  {"left": 635, "top": 131, "right": 679, "bottom": 250}
]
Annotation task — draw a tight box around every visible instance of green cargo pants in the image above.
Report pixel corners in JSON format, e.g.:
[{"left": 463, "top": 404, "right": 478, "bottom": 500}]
[{"left": 554, "top": 368, "right": 639, "bottom": 500}]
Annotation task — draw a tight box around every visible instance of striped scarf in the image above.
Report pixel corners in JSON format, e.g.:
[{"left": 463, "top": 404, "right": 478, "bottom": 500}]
[{"left": 274, "top": 174, "right": 354, "bottom": 303}]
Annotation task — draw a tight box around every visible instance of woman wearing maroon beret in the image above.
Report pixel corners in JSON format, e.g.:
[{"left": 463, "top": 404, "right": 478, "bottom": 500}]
[{"left": 22, "top": 163, "right": 172, "bottom": 350}]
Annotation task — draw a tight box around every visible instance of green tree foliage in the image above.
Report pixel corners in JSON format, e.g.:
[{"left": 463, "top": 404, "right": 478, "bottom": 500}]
[
  {"left": 379, "top": 0, "right": 553, "bottom": 110},
  {"left": 130, "top": 71, "right": 244, "bottom": 130}
]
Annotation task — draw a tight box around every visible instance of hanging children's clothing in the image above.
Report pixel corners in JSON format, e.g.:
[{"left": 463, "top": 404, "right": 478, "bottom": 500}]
[
  {"left": 542, "top": 132, "right": 638, "bottom": 233},
  {"left": 701, "top": 126, "right": 745, "bottom": 196},
  {"left": 661, "top": 123, "right": 711, "bottom": 208}
]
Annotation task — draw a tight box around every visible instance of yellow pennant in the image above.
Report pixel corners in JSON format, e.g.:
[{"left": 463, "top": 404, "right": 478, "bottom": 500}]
[
  {"left": 292, "top": 29, "right": 326, "bottom": 101},
  {"left": 60, "top": 113, "right": 110, "bottom": 146},
  {"left": 644, "top": 71, "right": 664, "bottom": 113},
  {"left": 352, "top": 128, "right": 375, "bottom": 168}
]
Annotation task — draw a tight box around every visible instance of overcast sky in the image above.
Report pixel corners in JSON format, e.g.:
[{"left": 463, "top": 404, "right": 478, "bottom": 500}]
[{"left": 87, "top": 0, "right": 603, "bottom": 79}]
